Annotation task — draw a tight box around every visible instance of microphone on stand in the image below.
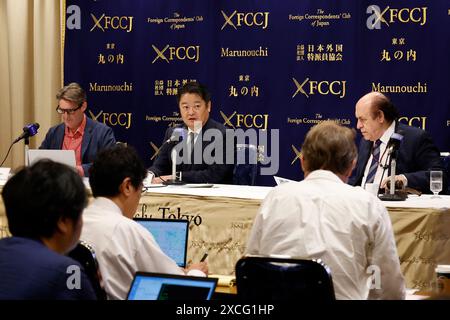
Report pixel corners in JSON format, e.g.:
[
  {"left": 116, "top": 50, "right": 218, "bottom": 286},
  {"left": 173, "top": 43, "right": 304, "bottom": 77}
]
[
  {"left": 162, "top": 127, "right": 187, "bottom": 186},
  {"left": 1, "top": 123, "right": 40, "bottom": 167},
  {"left": 378, "top": 131, "right": 406, "bottom": 201},
  {"left": 13, "top": 123, "right": 40, "bottom": 144},
  {"left": 164, "top": 127, "right": 186, "bottom": 145},
  {"left": 386, "top": 132, "right": 403, "bottom": 158}
]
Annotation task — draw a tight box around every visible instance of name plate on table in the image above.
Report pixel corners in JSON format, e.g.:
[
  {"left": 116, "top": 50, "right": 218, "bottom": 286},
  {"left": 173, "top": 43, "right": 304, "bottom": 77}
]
[{"left": 0, "top": 168, "right": 11, "bottom": 185}]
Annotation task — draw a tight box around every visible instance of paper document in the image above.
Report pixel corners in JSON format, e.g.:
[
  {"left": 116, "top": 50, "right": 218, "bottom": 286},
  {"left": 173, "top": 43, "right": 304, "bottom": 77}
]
[
  {"left": 0, "top": 167, "right": 11, "bottom": 185},
  {"left": 274, "top": 176, "right": 296, "bottom": 185}
]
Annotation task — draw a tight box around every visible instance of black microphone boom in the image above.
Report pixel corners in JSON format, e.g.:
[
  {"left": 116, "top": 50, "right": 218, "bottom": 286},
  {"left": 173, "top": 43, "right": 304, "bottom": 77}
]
[
  {"left": 13, "top": 123, "right": 40, "bottom": 144},
  {"left": 1, "top": 123, "right": 40, "bottom": 167}
]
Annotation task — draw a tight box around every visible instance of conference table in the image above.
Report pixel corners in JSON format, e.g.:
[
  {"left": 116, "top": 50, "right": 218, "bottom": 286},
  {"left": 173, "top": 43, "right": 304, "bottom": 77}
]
[{"left": 1, "top": 181, "right": 449, "bottom": 291}]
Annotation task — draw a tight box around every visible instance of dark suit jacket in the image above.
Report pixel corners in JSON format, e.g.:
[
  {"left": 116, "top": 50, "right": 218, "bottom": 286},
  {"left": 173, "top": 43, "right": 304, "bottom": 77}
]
[
  {"left": 39, "top": 117, "right": 116, "bottom": 176},
  {"left": 149, "top": 118, "right": 234, "bottom": 183},
  {"left": 0, "top": 237, "right": 96, "bottom": 300},
  {"left": 349, "top": 122, "right": 447, "bottom": 194}
]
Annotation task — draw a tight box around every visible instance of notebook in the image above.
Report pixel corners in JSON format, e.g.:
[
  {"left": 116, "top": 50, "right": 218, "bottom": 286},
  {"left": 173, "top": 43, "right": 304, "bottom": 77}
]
[
  {"left": 134, "top": 218, "right": 189, "bottom": 268},
  {"left": 27, "top": 149, "right": 76, "bottom": 168},
  {"left": 127, "top": 272, "right": 217, "bottom": 300}
]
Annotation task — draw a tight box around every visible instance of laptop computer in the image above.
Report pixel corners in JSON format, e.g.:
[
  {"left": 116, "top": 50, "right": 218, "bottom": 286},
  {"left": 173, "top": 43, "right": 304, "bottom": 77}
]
[
  {"left": 27, "top": 149, "right": 76, "bottom": 168},
  {"left": 127, "top": 272, "right": 217, "bottom": 300},
  {"left": 134, "top": 218, "right": 189, "bottom": 268}
]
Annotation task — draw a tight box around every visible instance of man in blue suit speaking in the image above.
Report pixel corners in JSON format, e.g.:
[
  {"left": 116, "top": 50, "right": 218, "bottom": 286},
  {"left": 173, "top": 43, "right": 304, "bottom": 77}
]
[
  {"left": 349, "top": 92, "right": 446, "bottom": 194},
  {"left": 149, "top": 81, "right": 234, "bottom": 184},
  {"left": 40, "top": 83, "right": 116, "bottom": 176}
]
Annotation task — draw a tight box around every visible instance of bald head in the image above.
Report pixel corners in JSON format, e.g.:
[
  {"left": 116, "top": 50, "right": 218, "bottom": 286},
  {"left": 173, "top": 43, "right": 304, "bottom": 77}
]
[{"left": 355, "top": 92, "right": 399, "bottom": 141}]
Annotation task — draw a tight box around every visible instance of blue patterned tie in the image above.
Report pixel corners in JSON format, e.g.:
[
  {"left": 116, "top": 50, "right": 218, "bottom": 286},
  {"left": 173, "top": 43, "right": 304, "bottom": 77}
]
[{"left": 365, "top": 139, "right": 382, "bottom": 184}]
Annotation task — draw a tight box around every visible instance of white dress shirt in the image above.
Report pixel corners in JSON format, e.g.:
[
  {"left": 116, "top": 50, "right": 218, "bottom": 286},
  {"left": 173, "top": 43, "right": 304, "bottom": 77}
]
[
  {"left": 80, "top": 197, "right": 186, "bottom": 300},
  {"left": 245, "top": 170, "right": 406, "bottom": 300},
  {"left": 187, "top": 127, "right": 201, "bottom": 145}
]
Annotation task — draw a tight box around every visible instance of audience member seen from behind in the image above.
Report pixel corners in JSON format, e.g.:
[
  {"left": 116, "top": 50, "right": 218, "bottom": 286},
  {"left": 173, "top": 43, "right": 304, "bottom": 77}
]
[
  {"left": 40, "top": 82, "right": 116, "bottom": 177},
  {"left": 0, "top": 160, "right": 96, "bottom": 299},
  {"left": 246, "top": 121, "right": 406, "bottom": 300},
  {"left": 81, "top": 144, "right": 208, "bottom": 300}
]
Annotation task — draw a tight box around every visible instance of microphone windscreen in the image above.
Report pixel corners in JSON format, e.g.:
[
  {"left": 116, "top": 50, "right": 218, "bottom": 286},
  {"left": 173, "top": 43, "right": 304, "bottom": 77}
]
[
  {"left": 171, "top": 127, "right": 187, "bottom": 142},
  {"left": 391, "top": 132, "right": 403, "bottom": 141},
  {"left": 24, "top": 123, "right": 40, "bottom": 137},
  {"left": 388, "top": 132, "right": 403, "bottom": 152}
]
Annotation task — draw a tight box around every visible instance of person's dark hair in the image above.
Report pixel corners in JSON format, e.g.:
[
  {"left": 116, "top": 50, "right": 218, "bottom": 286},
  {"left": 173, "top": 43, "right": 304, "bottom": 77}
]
[
  {"left": 371, "top": 93, "right": 399, "bottom": 123},
  {"left": 301, "top": 121, "right": 357, "bottom": 175},
  {"left": 176, "top": 81, "right": 211, "bottom": 104},
  {"left": 1, "top": 160, "right": 87, "bottom": 239},
  {"left": 89, "top": 144, "right": 147, "bottom": 197}
]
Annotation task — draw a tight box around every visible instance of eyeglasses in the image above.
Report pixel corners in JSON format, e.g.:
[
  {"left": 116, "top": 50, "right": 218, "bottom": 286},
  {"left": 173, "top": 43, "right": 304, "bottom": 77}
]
[
  {"left": 141, "top": 186, "right": 148, "bottom": 194},
  {"left": 180, "top": 104, "right": 202, "bottom": 112},
  {"left": 56, "top": 104, "right": 83, "bottom": 115}
]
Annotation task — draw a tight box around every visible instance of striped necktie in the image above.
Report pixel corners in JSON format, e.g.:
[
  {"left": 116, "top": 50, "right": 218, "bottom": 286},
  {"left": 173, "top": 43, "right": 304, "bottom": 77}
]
[{"left": 365, "top": 139, "right": 382, "bottom": 184}]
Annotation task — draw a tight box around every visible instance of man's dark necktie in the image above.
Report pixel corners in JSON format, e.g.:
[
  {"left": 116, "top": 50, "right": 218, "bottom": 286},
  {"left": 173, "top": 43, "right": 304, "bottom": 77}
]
[
  {"left": 189, "top": 132, "right": 196, "bottom": 163},
  {"left": 365, "top": 139, "right": 382, "bottom": 184}
]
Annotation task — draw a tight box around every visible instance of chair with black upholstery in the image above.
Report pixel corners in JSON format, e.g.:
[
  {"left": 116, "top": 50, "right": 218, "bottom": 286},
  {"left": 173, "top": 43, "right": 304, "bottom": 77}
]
[
  {"left": 233, "top": 144, "right": 258, "bottom": 186},
  {"left": 67, "top": 240, "right": 107, "bottom": 300},
  {"left": 235, "top": 255, "right": 335, "bottom": 301}
]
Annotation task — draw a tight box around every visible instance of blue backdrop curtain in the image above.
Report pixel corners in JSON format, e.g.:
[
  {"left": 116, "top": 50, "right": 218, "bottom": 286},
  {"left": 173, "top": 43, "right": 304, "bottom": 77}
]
[{"left": 63, "top": 0, "right": 450, "bottom": 185}]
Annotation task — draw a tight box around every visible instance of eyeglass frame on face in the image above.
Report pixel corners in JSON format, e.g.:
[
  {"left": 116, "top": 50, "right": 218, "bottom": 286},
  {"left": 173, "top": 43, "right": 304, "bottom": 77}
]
[
  {"left": 55, "top": 103, "right": 83, "bottom": 115},
  {"left": 180, "top": 104, "right": 203, "bottom": 112}
]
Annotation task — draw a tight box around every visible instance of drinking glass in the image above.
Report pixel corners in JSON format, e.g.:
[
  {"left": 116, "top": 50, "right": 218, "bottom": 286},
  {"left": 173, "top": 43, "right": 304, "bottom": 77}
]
[{"left": 430, "top": 171, "right": 443, "bottom": 198}]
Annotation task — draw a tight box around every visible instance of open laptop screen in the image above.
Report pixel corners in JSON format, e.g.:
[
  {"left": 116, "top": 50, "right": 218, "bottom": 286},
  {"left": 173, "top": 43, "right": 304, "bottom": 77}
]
[
  {"left": 28, "top": 149, "right": 76, "bottom": 168},
  {"left": 134, "top": 218, "right": 189, "bottom": 268},
  {"left": 127, "top": 272, "right": 217, "bottom": 300}
]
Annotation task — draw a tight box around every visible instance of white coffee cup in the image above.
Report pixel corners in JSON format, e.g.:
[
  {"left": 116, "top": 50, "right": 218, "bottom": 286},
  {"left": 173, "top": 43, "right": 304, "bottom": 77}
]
[
  {"left": 365, "top": 183, "right": 380, "bottom": 196},
  {"left": 436, "top": 264, "right": 450, "bottom": 295}
]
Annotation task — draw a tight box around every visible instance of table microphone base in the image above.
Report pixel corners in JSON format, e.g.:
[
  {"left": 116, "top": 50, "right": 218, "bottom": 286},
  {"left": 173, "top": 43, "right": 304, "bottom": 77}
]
[
  {"left": 162, "top": 179, "right": 186, "bottom": 186},
  {"left": 378, "top": 192, "right": 407, "bottom": 201}
]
